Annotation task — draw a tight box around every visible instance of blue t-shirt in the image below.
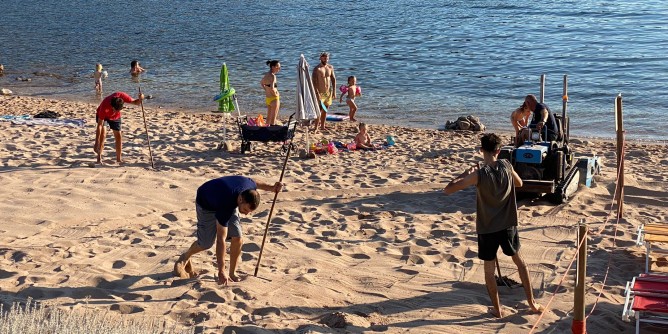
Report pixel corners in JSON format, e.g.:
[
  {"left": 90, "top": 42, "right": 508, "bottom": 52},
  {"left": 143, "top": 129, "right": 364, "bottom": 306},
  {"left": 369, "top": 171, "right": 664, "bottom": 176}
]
[{"left": 196, "top": 176, "right": 257, "bottom": 226}]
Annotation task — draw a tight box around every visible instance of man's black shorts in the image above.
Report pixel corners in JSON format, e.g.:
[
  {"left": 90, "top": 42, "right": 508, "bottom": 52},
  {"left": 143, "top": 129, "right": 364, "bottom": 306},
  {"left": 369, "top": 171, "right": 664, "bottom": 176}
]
[
  {"left": 477, "top": 226, "right": 520, "bottom": 261},
  {"left": 96, "top": 116, "right": 122, "bottom": 131}
]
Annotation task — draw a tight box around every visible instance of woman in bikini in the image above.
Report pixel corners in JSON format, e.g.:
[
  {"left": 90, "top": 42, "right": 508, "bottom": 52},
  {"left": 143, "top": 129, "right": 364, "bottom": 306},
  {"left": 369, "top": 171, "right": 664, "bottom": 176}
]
[{"left": 260, "top": 60, "right": 281, "bottom": 125}]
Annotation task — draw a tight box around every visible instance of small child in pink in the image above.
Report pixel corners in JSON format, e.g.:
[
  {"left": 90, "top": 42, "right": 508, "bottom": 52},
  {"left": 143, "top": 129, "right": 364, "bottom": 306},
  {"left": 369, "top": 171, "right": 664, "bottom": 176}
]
[{"left": 339, "top": 76, "right": 362, "bottom": 121}]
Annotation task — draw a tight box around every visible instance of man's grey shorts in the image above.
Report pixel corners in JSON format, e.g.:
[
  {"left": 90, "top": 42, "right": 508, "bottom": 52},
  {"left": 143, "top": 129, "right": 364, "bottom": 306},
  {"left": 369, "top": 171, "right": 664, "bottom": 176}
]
[{"left": 196, "top": 203, "right": 242, "bottom": 249}]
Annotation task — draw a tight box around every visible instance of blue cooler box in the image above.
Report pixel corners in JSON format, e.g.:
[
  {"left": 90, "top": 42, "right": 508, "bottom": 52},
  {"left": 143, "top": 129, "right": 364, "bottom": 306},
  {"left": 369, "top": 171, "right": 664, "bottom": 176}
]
[
  {"left": 576, "top": 156, "right": 600, "bottom": 187},
  {"left": 515, "top": 145, "right": 548, "bottom": 164}
]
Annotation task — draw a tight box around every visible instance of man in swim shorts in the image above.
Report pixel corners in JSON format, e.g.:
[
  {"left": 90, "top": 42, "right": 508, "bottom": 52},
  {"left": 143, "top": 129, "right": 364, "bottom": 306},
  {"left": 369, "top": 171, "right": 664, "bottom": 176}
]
[
  {"left": 94, "top": 91, "right": 144, "bottom": 165},
  {"left": 312, "top": 52, "right": 337, "bottom": 131},
  {"left": 173, "top": 175, "right": 284, "bottom": 285},
  {"left": 443, "top": 133, "right": 543, "bottom": 318}
]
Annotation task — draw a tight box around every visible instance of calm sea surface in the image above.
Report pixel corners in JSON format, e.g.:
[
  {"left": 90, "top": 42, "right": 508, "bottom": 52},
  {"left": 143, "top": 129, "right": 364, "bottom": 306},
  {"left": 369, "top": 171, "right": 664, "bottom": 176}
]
[{"left": 1, "top": 1, "right": 667, "bottom": 140}]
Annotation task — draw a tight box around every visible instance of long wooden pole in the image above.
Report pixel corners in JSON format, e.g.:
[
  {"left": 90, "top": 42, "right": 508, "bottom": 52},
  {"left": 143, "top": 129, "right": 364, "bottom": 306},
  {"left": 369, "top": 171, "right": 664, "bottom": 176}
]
[
  {"left": 540, "top": 74, "right": 546, "bottom": 103},
  {"left": 572, "top": 220, "right": 588, "bottom": 333},
  {"left": 254, "top": 144, "right": 293, "bottom": 276},
  {"left": 615, "top": 94, "right": 624, "bottom": 217},
  {"left": 138, "top": 87, "right": 155, "bottom": 169}
]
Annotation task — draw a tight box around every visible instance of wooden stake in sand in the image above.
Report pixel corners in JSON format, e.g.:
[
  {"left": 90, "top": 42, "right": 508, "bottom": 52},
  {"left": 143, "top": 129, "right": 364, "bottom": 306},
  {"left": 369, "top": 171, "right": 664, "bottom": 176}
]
[
  {"left": 254, "top": 144, "right": 293, "bottom": 277},
  {"left": 138, "top": 86, "right": 155, "bottom": 169}
]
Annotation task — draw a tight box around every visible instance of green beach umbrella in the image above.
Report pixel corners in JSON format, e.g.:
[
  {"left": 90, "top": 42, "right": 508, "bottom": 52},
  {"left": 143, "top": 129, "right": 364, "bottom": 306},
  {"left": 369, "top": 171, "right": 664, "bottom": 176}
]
[
  {"left": 214, "top": 63, "right": 238, "bottom": 151},
  {"left": 215, "top": 63, "right": 236, "bottom": 113}
]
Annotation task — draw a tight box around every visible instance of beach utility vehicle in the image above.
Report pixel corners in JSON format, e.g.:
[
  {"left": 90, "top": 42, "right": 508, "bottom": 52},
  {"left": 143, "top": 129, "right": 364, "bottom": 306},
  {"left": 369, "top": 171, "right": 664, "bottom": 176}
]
[{"left": 498, "top": 75, "right": 600, "bottom": 204}]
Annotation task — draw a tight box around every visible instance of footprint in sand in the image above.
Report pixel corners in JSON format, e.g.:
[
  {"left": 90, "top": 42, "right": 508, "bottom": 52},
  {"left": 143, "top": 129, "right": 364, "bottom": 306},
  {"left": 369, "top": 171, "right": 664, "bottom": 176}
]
[
  {"left": 324, "top": 249, "right": 342, "bottom": 256},
  {"left": 121, "top": 293, "right": 152, "bottom": 301},
  {"left": 351, "top": 253, "right": 371, "bottom": 260},
  {"left": 305, "top": 242, "right": 322, "bottom": 250},
  {"left": 232, "top": 288, "right": 254, "bottom": 301},
  {"left": 110, "top": 304, "right": 145, "bottom": 314},
  {"left": 396, "top": 268, "right": 419, "bottom": 275},
  {"left": 415, "top": 239, "right": 432, "bottom": 247},
  {"left": 112, "top": 260, "right": 126, "bottom": 269},
  {"left": 252, "top": 306, "right": 281, "bottom": 317},
  {"left": 162, "top": 213, "right": 178, "bottom": 222}
]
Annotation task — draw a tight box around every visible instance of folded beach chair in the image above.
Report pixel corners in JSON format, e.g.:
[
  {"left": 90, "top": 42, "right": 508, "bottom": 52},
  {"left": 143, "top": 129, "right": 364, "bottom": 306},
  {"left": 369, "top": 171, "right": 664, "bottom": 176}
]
[
  {"left": 636, "top": 223, "right": 668, "bottom": 272},
  {"left": 622, "top": 273, "right": 668, "bottom": 333}
]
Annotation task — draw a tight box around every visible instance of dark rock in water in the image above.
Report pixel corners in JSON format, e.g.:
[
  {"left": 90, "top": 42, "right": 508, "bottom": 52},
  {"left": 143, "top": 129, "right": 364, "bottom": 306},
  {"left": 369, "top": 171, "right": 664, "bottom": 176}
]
[{"left": 145, "top": 95, "right": 154, "bottom": 99}]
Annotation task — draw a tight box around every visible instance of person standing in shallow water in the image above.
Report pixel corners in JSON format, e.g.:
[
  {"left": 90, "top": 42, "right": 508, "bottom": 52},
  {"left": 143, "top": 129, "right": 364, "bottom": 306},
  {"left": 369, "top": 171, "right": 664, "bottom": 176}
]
[
  {"left": 443, "top": 133, "right": 543, "bottom": 318},
  {"left": 174, "top": 175, "right": 283, "bottom": 285},
  {"left": 130, "top": 60, "right": 145, "bottom": 77},
  {"left": 260, "top": 60, "right": 281, "bottom": 125}
]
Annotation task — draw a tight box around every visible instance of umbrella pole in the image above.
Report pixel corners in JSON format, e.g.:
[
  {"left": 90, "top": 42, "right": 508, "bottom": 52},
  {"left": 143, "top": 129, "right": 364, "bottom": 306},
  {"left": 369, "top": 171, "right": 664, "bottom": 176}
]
[
  {"left": 254, "top": 143, "right": 292, "bottom": 277},
  {"left": 221, "top": 114, "right": 227, "bottom": 148},
  {"left": 305, "top": 124, "right": 310, "bottom": 154}
]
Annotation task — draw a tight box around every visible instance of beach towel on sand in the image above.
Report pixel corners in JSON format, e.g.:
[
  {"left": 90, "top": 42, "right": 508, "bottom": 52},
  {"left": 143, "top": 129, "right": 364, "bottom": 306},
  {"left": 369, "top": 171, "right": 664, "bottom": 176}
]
[
  {"left": 0, "top": 115, "right": 31, "bottom": 122},
  {"left": 11, "top": 118, "right": 86, "bottom": 127}
]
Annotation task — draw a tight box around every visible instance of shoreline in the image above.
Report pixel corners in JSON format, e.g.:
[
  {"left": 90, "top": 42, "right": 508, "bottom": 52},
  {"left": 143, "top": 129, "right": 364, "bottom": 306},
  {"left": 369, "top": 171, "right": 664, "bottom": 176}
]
[{"left": 2, "top": 93, "right": 665, "bottom": 146}]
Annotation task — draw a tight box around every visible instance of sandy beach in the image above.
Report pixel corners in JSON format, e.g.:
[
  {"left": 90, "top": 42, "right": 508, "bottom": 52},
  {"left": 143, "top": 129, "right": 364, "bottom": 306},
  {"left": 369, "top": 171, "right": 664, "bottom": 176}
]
[{"left": 0, "top": 94, "right": 667, "bottom": 333}]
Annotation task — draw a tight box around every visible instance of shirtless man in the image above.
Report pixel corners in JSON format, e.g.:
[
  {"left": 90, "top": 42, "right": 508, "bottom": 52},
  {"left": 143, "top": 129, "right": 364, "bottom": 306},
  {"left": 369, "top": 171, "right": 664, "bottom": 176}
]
[
  {"left": 510, "top": 103, "right": 531, "bottom": 146},
  {"left": 312, "top": 52, "right": 336, "bottom": 131}
]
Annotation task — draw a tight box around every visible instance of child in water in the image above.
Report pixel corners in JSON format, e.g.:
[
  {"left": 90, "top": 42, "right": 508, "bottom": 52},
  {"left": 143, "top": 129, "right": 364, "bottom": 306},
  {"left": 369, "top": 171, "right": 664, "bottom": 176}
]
[
  {"left": 339, "top": 76, "right": 362, "bottom": 121},
  {"left": 94, "top": 63, "right": 103, "bottom": 93},
  {"left": 130, "top": 60, "right": 145, "bottom": 76},
  {"left": 354, "top": 122, "right": 379, "bottom": 150}
]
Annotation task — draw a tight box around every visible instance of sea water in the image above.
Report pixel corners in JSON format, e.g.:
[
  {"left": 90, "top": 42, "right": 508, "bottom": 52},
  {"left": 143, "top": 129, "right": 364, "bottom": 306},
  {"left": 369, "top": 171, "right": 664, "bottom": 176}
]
[{"left": 1, "top": 0, "right": 666, "bottom": 140}]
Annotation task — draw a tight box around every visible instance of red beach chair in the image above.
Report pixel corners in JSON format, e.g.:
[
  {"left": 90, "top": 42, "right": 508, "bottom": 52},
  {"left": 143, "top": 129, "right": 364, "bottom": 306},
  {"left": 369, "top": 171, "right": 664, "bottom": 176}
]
[{"left": 623, "top": 273, "right": 668, "bottom": 333}]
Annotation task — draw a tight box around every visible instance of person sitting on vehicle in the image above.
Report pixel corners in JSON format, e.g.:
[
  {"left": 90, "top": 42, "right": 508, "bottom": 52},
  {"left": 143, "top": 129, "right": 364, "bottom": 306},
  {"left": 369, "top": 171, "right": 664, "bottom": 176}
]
[{"left": 524, "top": 94, "right": 558, "bottom": 142}]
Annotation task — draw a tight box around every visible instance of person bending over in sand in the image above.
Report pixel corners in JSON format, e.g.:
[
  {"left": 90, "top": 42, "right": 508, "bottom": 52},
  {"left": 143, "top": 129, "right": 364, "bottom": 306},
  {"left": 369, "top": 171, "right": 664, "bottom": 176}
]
[
  {"left": 525, "top": 94, "right": 558, "bottom": 142},
  {"left": 260, "top": 60, "right": 281, "bottom": 125},
  {"left": 339, "top": 75, "right": 362, "bottom": 121},
  {"left": 354, "top": 123, "right": 379, "bottom": 150},
  {"left": 130, "top": 60, "right": 145, "bottom": 76},
  {"left": 510, "top": 103, "right": 531, "bottom": 146},
  {"left": 94, "top": 91, "right": 144, "bottom": 165},
  {"left": 174, "top": 175, "right": 283, "bottom": 285},
  {"left": 443, "top": 133, "right": 543, "bottom": 318},
  {"left": 313, "top": 52, "right": 336, "bottom": 131}
]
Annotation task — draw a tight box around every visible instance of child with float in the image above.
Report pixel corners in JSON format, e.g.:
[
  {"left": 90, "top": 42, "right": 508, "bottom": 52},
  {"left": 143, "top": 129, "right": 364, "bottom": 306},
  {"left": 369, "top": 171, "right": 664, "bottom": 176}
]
[{"left": 339, "top": 76, "right": 362, "bottom": 121}]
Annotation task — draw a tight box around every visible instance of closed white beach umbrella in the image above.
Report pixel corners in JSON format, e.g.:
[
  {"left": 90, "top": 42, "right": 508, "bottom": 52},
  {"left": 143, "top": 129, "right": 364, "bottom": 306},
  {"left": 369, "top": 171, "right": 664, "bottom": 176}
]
[{"left": 296, "top": 54, "right": 320, "bottom": 155}]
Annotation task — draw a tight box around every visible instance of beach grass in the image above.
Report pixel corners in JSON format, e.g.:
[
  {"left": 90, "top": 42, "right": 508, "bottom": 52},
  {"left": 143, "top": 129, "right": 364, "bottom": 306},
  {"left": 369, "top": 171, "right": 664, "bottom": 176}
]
[{"left": 0, "top": 299, "right": 194, "bottom": 334}]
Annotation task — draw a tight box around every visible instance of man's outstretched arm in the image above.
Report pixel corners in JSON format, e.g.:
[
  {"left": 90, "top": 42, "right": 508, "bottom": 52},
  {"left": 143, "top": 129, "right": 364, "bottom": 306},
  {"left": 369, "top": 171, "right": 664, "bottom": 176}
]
[{"left": 444, "top": 165, "right": 479, "bottom": 195}]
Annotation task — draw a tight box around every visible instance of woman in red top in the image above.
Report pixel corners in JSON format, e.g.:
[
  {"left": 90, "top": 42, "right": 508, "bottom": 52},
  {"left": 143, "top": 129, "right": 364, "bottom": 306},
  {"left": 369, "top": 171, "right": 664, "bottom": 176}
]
[{"left": 94, "top": 91, "right": 143, "bottom": 165}]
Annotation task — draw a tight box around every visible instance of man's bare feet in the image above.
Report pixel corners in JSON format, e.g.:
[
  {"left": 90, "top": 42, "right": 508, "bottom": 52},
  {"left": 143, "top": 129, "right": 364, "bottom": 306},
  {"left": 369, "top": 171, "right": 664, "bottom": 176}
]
[
  {"left": 173, "top": 256, "right": 190, "bottom": 279},
  {"left": 528, "top": 303, "right": 544, "bottom": 314},
  {"left": 229, "top": 272, "right": 240, "bottom": 282},
  {"left": 115, "top": 160, "right": 125, "bottom": 166},
  {"left": 185, "top": 259, "right": 199, "bottom": 278},
  {"left": 488, "top": 306, "right": 503, "bottom": 318}
]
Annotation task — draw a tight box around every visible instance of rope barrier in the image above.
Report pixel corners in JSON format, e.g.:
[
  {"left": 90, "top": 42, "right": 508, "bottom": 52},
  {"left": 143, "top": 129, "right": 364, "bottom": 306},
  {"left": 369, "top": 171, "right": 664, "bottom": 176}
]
[
  {"left": 586, "top": 138, "right": 627, "bottom": 318},
  {"left": 529, "top": 136, "right": 627, "bottom": 332}
]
